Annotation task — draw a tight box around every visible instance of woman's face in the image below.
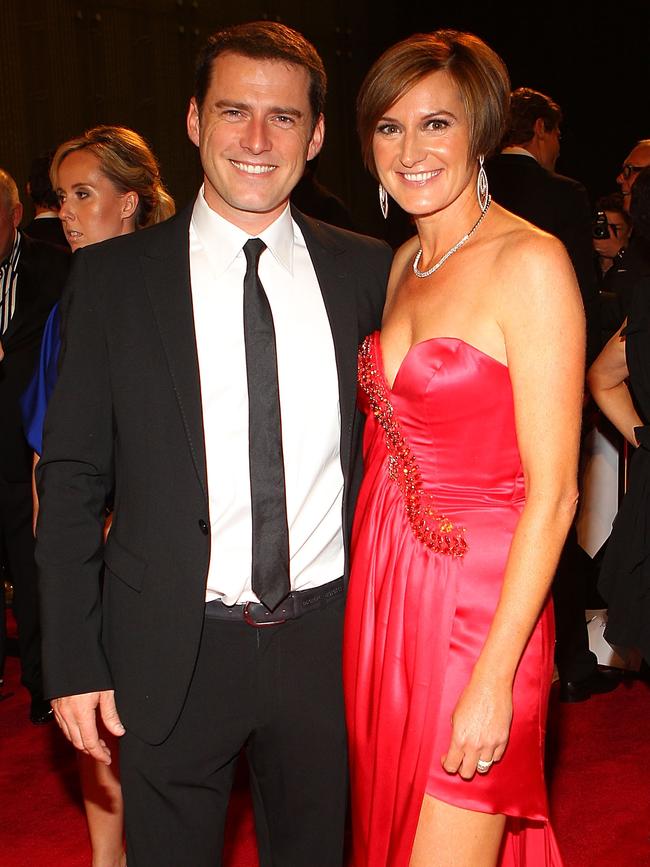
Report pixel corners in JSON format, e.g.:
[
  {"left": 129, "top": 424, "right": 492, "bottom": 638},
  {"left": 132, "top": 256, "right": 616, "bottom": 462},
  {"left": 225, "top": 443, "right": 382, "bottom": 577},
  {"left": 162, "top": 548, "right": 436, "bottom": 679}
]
[
  {"left": 371, "top": 69, "right": 474, "bottom": 218},
  {"left": 593, "top": 209, "right": 631, "bottom": 261},
  {"left": 56, "top": 149, "right": 137, "bottom": 250}
]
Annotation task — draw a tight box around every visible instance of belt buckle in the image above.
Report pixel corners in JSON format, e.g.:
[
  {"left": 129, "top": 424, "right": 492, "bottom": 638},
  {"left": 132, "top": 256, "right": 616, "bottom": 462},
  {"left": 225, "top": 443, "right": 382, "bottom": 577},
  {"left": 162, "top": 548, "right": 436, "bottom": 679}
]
[{"left": 243, "top": 600, "right": 287, "bottom": 628}]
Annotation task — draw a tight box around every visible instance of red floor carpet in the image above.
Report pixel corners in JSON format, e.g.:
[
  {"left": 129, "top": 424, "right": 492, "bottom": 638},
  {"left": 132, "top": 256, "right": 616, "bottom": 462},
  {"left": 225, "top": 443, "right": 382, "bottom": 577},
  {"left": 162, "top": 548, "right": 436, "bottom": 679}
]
[{"left": 1, "top": 651, "right": 649, "bottom": 866}]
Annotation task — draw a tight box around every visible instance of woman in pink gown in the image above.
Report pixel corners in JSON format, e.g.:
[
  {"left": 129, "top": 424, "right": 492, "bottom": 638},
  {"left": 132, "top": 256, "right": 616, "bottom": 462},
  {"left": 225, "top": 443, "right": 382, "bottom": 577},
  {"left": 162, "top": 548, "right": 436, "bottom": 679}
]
[{"left": 343, "top": 31, "right": 585, "bottom": 867}]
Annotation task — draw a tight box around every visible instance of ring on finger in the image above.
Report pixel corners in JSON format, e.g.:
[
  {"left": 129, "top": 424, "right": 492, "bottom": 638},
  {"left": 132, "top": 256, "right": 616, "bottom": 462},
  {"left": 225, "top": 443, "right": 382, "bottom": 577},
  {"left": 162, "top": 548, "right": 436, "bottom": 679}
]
[{"left": 476, "top": 758, "right": 493, "bottom": 773}]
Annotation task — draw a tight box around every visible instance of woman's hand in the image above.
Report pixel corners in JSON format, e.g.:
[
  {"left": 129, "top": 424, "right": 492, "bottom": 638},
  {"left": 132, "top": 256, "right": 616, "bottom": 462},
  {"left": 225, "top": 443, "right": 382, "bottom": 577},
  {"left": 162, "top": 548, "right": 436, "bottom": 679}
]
[{"left": 442, "top": 675, "right": 513, "bottom": 780}]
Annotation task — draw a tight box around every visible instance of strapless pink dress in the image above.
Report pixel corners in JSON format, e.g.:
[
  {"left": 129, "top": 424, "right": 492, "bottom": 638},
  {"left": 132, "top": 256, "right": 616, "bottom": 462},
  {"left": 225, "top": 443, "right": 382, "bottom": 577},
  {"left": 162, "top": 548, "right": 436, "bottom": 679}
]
[{"left": 344, "top": 332, "right": 562, "bottom": 866}]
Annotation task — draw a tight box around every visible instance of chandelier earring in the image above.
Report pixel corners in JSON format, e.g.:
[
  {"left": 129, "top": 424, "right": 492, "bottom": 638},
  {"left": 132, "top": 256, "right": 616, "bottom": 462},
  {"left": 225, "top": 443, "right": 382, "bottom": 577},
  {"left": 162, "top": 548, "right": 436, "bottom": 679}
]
[
  {"left": 477, "top": 154, "right": 489, "bottom": 213},
  {"left": 379, "top": 183, "right": 389, "bottom": 220}
]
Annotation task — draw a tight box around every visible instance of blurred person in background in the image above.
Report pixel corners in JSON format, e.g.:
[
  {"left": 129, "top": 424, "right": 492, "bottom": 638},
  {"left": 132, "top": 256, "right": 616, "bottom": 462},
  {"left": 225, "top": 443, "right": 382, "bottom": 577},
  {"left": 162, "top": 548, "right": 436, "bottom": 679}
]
[
  {"left": 593, "top": 193, "right": 631, "bottom": 280},
  {"left": 593, "top": 193, "right": 632, "bottom": 343},
  {"left": 24, "top": 125, "right": 174, "bottom": 867},
  {"left": 23, "top": 152, "right": 67, "bottom": 249},
  {"left": 604, "top": 140, "right": 650, "bottom": 318},
  {"left": 588, "top": 165, "right": 650, "bottom": 675},
  {"left": 0, "top": 168, "right": 68, "bottom": 726},
  {"left": 487, "top": 86, "right": 599, "bottom": 363}
]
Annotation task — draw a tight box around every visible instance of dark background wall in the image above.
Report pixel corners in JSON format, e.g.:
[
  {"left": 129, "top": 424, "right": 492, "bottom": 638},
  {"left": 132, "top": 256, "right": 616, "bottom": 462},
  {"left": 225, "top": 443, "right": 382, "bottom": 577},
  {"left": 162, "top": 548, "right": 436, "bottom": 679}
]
[{"left": 2, "top": 0, "right": 649, "bottom": 239}]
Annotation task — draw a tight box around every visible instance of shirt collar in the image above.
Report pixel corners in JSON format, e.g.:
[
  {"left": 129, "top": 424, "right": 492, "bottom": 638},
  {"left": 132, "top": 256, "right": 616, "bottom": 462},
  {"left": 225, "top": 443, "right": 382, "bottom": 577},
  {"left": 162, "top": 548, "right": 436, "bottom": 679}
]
[
  {"left": 191, "top": 186, "right": 294, "bottom": 278},
  {"left": 501, "top": 145, "right": 539, "bottom": 164}
]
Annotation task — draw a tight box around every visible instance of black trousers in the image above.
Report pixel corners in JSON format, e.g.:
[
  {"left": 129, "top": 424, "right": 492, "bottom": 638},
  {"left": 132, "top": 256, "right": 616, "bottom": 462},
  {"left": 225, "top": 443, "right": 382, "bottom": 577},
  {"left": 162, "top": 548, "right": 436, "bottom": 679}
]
[
  {"left": 0, "top": 478, "right": 44, "bottom": 699},
  {"left": 552, "top": 524, "right": 598, "bottom": 683},
  {"left": 120, "top": 594, "right": 347, "bottom": 867}
]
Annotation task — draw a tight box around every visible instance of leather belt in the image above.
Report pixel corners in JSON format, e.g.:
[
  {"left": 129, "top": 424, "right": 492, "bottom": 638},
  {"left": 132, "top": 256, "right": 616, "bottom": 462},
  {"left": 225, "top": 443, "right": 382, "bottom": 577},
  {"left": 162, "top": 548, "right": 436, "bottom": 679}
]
[{"left": 204, "top": 577, "right": 344, "bottom": 627}]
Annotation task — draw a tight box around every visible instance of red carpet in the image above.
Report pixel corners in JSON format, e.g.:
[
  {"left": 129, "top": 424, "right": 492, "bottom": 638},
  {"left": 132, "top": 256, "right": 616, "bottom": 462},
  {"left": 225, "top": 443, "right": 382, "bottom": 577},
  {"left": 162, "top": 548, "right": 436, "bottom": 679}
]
[
  {"left": 547, "top": 677, "right": 650, "bottom": 866},
  {"left": 2, "top": 650, "right": 649, "bottom": 866}
]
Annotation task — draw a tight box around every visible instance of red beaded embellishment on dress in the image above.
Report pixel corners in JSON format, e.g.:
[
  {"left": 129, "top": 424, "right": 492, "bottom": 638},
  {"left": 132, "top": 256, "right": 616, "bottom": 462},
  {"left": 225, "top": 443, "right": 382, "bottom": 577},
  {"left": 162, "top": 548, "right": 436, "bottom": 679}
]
[{"left": 358, "top": 334, "right": 468, "bottom": 557}]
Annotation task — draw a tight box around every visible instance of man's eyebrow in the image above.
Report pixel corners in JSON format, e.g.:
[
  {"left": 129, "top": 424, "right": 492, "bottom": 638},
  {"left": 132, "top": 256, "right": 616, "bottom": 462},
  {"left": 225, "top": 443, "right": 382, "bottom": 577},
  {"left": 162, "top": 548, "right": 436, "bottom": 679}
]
[
  {"left": 268, "top": 106, "right": 304, "bottom": 118},
  {"left": 212, "top": 99, "right": 304, "bottom": 118}
]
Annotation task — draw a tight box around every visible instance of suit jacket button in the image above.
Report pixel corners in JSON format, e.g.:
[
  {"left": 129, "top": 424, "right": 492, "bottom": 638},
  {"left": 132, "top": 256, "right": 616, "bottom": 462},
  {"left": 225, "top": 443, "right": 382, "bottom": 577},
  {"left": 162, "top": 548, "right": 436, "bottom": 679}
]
[{"left": 198, "top": 519, "right": 209, "bottom": 535}]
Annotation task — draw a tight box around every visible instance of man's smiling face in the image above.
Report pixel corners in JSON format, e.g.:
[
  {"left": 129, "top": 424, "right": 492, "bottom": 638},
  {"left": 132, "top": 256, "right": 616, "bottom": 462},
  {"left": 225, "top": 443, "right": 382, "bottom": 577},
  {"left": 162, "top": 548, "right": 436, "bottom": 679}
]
[{"left": 187, "top": 51, "right": 324, "bottom": 234}]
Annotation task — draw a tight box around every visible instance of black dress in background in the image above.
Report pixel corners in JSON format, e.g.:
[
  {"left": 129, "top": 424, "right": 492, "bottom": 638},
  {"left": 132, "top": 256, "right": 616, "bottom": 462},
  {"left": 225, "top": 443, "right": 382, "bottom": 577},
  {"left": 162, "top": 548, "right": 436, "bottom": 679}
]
[{"left": 599, "top": 280, "right": 650, "bottom": 663}]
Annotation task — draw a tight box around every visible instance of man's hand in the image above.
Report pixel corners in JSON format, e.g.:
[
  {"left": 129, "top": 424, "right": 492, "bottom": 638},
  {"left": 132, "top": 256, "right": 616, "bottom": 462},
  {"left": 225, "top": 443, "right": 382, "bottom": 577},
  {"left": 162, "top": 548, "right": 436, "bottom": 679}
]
[
  {"left": 0, "top": 340, "right": 4, "bottom": 361},
  {"left": 51, "top": 690, "right": 125, "bottom": 764}
]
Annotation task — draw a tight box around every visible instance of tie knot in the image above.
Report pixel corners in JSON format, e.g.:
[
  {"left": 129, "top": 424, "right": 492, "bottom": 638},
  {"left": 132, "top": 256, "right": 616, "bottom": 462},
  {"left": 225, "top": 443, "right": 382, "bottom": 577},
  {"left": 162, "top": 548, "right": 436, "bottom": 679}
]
[{"left": 243, "top": 238, "right": 266, "bottom": 270}]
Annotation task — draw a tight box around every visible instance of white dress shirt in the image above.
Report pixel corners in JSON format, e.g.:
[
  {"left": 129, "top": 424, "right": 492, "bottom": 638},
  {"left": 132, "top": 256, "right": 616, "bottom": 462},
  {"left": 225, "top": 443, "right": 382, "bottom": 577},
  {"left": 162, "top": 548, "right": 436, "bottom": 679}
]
[{"left": 189, "top": 189, "right": 344, "bottom": 605}]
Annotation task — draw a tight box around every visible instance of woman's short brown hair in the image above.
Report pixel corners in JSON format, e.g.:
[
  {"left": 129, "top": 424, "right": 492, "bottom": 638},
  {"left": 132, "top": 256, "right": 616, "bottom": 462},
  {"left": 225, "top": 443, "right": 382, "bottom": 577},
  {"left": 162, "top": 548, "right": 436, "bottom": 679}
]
[{"left": 357, "top": 30, "right": 510, "bottom": 179}]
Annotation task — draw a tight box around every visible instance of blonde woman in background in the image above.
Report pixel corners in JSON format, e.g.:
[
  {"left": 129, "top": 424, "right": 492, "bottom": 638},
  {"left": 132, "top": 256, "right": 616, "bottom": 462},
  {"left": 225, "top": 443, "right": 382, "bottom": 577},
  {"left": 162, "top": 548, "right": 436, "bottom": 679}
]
[{"left": 23, "top": 125, "right": 174, "bottom": 867}]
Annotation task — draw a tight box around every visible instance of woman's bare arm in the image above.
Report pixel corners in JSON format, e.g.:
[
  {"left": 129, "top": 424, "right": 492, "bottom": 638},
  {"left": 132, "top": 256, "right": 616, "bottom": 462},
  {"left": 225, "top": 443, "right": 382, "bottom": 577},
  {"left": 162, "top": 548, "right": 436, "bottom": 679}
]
[
  {"left": 443, "top": 233, "right": 584, "bottom": 779},
  {"left": 587, "top": 322, "right": 642, "bottom": 446}
]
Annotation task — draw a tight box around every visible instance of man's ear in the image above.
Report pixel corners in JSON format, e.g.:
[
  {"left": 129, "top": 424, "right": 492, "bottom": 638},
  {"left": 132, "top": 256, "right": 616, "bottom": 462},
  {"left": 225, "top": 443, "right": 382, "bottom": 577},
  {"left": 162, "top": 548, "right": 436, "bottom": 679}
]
[
  {"left": 307, "top": 114, "right": 325, "bottom": 162},
  {"left": 187, "top": 98, "right": 201, "bottom": 147},
  {"left": 533, "top": 117, "right": 547, "bottom": 140},
  {"left": 12, "top": 202, "right": 23, "bottom": 229}
]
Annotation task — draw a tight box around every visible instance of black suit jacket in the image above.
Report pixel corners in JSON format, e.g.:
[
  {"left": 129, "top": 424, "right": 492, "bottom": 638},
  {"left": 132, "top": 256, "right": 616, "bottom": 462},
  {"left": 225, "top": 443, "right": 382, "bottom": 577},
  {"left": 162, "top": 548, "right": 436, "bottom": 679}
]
[
  {"left": 0, "top": 232, "right": 69, "bottom": 482},
  {"left": 36, "top": 204, "right": 391, "bottom": 743},
  {"left": 487, "top": 153, "right": 600, "bottom": 362}
]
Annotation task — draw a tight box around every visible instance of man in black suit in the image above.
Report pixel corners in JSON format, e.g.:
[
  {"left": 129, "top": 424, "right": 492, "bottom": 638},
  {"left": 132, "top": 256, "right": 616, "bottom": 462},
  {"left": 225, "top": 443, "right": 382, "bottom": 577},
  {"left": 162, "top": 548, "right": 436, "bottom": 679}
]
[
  {"left": 487, "top": 87, "right": 599, "bottom": 364},
  {"left": 0, "top": 168, "right": 68, "bottom": 723},
  {"left": 37, "top": 22, "right": 390, "bottom": 867},
  {"left": 488, "top": 89, "right": 616, "bottom": 702},
  {"left": 23, "top": 153, "right": 67, "bottom": 249}
]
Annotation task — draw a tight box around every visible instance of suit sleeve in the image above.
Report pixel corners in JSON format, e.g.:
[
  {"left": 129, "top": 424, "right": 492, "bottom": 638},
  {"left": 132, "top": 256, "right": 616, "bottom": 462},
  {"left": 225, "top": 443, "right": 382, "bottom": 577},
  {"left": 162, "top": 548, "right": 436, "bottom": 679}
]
[
  {"left": 556, "top": 183, "right": 600, "bottom": 364},
  {"left": 35, "top": 251, "right": 115, "bottom": 700}
]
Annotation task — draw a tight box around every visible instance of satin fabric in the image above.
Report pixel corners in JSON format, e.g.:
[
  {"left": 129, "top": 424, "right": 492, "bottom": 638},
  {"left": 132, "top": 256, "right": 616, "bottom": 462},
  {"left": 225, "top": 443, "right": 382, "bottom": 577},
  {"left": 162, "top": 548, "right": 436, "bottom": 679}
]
[
  {"left": 344, "top": 332, "right": 562, "bottom": 866},
  {"left": 20, "top": 302, "right": 61, "bottom": 455}
]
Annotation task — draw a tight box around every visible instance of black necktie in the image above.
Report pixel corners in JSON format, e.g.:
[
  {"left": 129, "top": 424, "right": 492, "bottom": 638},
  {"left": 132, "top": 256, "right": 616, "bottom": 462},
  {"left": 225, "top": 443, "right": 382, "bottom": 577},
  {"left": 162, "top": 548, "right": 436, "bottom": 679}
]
[{"left": 243, "top": 238, "right": 291, "bottom": 611}]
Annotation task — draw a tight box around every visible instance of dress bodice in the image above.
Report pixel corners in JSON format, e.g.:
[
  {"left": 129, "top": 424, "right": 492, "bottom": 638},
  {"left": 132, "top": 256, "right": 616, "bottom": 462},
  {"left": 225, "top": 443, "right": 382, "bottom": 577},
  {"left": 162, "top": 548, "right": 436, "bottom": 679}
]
[{"left": 359, "top": 331, "right": 525, "bottom": 510}]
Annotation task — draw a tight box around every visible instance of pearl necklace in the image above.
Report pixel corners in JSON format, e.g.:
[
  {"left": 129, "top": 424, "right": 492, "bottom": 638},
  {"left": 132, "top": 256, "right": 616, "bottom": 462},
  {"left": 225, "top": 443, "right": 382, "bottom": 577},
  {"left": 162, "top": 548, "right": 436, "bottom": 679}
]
[{"left": 412, "top": 196, "right": 492, "bottom": 279}]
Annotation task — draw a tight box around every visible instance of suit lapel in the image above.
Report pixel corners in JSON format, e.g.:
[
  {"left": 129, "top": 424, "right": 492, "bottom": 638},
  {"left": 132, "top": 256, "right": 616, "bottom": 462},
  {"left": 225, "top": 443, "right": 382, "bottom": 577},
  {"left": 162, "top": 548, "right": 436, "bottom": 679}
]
[
  {"left": 292, "top": 208, "right": 359, "bottom": 474},
  {"left": 141, "top": 207, "right": 208, "bottom": 501},
  {"left": 141, "top": 206, "right": 362, "bottom": 503}
]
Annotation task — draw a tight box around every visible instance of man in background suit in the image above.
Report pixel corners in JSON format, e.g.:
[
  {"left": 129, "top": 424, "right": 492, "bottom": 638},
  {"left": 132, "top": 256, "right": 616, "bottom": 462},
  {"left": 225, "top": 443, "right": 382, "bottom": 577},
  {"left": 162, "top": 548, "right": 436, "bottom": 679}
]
[
  {"left": 37, "top": 22, "right": 390, "bottom": 867},
  {"left": 488, "top": 89, "right": 617, "bottom": 702},
  {"left": 0, "top": 168, "right": 68, "bottom": 723},
  {"left": 23, "top": 153, "right": 67, "bottom": 249},
  {"left": 487, "top": 87, "right": 600, "bottom": 363}
]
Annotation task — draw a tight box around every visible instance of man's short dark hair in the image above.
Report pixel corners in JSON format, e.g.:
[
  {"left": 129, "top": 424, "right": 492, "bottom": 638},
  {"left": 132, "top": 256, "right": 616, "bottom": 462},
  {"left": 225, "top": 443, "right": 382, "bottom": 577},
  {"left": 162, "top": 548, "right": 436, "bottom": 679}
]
[
  {"left": 503, "top": 87, "right": 562, "bottom": 147},
  {"left": 28, "top": 152, "right": 59, "bottom": 209},
  {"left": 194, "top": 21, "right": 327, "bottom": 125}
]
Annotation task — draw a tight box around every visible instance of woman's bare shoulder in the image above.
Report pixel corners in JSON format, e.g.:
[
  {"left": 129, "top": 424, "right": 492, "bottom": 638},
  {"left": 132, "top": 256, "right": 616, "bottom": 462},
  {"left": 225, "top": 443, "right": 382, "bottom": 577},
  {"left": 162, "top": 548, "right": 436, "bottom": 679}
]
[
  {"left": 485, "top": 207, "right": 583, "bottom": 336},
  {"left": 482, "top": 208, "right": 574, "bottom": 308},
  {"left": 490, "top": 205, "right": 568, "bottom": 268}
]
